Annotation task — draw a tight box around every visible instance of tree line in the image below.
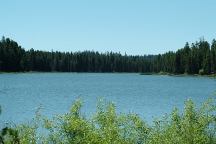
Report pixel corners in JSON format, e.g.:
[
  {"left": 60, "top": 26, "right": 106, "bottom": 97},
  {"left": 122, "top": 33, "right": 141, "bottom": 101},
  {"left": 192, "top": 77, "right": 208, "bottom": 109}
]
[{"left": 0, "top": 36, "right": 216, "bottom": 74}]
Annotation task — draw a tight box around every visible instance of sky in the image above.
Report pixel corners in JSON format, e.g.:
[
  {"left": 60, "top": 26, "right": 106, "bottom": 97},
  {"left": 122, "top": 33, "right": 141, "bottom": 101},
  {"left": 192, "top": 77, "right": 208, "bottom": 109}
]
[{"left": 0, "top": 0, "right": 216, "bottom": 55}]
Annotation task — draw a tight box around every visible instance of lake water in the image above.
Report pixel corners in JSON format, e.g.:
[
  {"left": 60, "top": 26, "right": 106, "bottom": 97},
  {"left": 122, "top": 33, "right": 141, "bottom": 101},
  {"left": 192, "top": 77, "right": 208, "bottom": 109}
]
[{"left": 0, "top": 73, "right": 215, "bottom": 126}]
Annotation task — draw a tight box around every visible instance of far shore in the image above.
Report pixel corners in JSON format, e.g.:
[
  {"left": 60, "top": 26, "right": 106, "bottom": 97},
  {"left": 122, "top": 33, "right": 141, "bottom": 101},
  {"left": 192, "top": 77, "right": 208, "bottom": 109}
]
[
  {"left": 0, "top": 71, "right": 216, "bottom": 78},
  {"left": 140, "top": 72, "right": 216, "bottom": 78}
]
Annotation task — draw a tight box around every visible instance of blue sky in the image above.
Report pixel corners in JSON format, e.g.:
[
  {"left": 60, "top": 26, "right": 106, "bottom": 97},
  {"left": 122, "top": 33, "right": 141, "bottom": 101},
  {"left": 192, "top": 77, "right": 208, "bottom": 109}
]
[{"left": 0, "top": 0, "right": 216, "bottom": 55}]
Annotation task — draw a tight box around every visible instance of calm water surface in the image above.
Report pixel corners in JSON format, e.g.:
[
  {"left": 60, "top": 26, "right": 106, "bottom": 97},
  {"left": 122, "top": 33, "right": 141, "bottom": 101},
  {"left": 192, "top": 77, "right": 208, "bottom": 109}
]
[{"left": 0, "top": 73, "right": 215, "bottom": 125}]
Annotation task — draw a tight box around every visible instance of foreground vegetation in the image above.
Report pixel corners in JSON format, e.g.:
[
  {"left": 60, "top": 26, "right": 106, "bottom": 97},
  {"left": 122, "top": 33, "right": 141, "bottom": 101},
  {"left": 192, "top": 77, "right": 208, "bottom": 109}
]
[
  {"left": 0, "top": 36, "right": 216, "bottom": 75},
  {"left": 1, "top": 98, "right": 216, "bottom": 144}
]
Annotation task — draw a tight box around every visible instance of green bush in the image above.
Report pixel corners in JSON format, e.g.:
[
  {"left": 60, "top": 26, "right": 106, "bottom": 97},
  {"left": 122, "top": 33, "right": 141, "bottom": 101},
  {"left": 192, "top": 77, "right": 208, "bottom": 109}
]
[
  {"left": 147, "top": 99, "right": 216, "bottom": 144},
  {"left": 0, "top": 106, "right": 20, "bottom": 144},
  {"left": 1, "top": 98, "right": 216, "bottom": 143}
]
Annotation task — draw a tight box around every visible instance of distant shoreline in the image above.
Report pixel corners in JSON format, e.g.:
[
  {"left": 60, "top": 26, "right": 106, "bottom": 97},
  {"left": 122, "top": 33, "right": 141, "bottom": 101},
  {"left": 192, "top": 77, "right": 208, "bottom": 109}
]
[
  {"left": 0, "top": 71, "right": 215, "bottom": 78},
  {"left": 140, "top": 72, "right": 216, "bottom": 78}
]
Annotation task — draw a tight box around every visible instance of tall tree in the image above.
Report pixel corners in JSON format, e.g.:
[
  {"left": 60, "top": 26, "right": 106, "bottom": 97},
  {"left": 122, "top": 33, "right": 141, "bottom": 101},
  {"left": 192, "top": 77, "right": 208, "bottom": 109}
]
[{"left": 211, "top": 39, "right": 216, "bottom": 73}]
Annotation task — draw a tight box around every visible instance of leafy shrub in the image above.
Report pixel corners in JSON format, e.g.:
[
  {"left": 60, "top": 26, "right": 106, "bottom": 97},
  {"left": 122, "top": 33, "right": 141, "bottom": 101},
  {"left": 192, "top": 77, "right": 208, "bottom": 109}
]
[
  {"left": 1, "top": 98, "right": 216, "bottom": 143},
  {"left": 147, "top": 99, "right": 216, "bottom": 144},
  {"left": 0, "top": 106, "right": 20, "bottom": 143}
]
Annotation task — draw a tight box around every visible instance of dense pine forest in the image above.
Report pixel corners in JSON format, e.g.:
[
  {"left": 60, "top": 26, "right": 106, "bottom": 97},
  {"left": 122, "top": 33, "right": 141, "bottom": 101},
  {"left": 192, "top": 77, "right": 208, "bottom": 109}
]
[{"left": 0, "top": 36, "right": 216, "bottom": 74}]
